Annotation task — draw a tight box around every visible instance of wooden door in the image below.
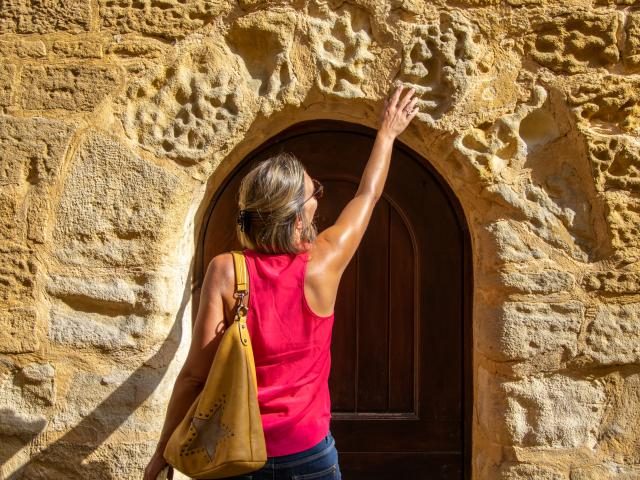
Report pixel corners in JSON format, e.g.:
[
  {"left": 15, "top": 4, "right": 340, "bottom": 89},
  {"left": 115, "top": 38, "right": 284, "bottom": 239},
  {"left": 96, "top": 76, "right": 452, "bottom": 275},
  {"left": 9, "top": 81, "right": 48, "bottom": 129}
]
[{"left": 197, "top": 120, "right": 472, "bottom": 479}]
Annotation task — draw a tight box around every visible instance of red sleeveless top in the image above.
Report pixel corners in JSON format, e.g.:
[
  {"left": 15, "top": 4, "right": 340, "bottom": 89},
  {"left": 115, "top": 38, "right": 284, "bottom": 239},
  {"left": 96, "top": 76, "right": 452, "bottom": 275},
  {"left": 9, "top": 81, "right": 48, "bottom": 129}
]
[{"left": 242, "top": 247, "right": 335, "bottom": 457}]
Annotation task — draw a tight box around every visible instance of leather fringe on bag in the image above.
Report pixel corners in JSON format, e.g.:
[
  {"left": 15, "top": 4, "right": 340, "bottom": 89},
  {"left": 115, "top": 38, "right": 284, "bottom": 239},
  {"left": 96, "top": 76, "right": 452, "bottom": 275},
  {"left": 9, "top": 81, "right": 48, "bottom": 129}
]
[{"left": 163, "top": 250, "right": 267, "bottom": 479}]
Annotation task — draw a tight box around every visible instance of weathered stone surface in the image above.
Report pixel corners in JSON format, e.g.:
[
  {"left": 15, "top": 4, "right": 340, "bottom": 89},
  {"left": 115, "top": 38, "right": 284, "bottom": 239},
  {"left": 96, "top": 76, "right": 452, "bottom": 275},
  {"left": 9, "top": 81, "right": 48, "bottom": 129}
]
[
  {"left": 484, "top": 220, "right": 547, "bottom": 263},
  {"left": 624, "top": 12, "right": 640, "bottom": 72},
  {"left": 52, "top": 131, "right": 183, "bottom": 267},
  {"left": 20, "top": 65, "right": 119, "bottom": 111},
  {"left": 501, "top": 270, "right": 575, "bottom": 294},
  {"left": 49, "top": 369, "right": 165, "bottom": 439},
  {"left": 46, "top": 272, "right": 176, "bottom": 320},
  {"left": 478, "top": 367, "right": 607, "bottom": 447},
  {"left": 19, "top": 440, "right": 159, "bottom": 479},
  {"left": 526, "top": 12, "right": 620, "bottom": 73},
  {"left": 106, "top": 38, "right": 166, "bottom": 58},
  {"left": 227, "top": 9, "right": 298, "bottom": 115},
  {"left": 0, "top": 307, "right": 39, "bottom": 353},
  {"left": 0, "top": 63, "right": 16, "bottom": 107},
  {"left": 596, "top": 373, "right": 640, "bottom": 466},
  {"left": 478, "top": 301, "right": 583, "bottom": 361},
  {"left": 603, "top": 191, "right": 640, "bottom": 253},
  {"left": 307, "top": 1, "right": 376, "bottom": 99},
  {"left": 0, "top": 243, "right": 36, "bottom": 305},
  {"left": 496, "top": 463, "right": 567, "bottom": 480},
  {"left": 49, "top": 307, "right": 146, "bottom": 352},
  {"left": 396, "top": 11, "right": 483, "bottom": 122},
  {"left": 51, "top": 40, "right": 104, "bottom": 59},
  {"left": 570, "top": 464, "right": 640, "bottom": 480},
  {"left": 20, "top": 363, "right": 56, "bottom": 406},
  {"left": 0, "top": 115, "right": 75, "bottom": 245},
  {"left": 583, "top": 271, "right": 640, "bottom": 293},
  {"left": 0, "top": 0, "right": 90, "bottom": 34},
  {"left": 0, "top": 39, "right": 46, "bottom": 59},
  {"left": 569, "top": 76, "right": 640, "bottom": 136},
  {"left": 121, "top": 41, "right": 254, "bottom": 164},
  {"left": 583, "top": 304, "right": 640, "bottom": 365},
  {"left": 99, "top": 0, "right": 231, "bottom": 39},
  {"left": 0, "top": 366, "right": 49, "bottom": 436}
]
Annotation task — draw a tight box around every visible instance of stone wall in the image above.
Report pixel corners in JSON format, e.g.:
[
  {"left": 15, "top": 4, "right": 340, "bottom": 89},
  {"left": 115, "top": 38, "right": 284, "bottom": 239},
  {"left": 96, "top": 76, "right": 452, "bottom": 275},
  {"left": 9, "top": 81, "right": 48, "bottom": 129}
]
[{"left": 0, "top": 0, "right": 639, "bottom": 478}]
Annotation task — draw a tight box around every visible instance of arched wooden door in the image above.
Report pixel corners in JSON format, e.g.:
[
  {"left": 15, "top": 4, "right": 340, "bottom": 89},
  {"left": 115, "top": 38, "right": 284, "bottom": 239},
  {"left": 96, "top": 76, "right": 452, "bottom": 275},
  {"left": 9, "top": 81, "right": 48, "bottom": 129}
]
[{"left": 197, "top": 120, "right": 472, "bottom": 479}]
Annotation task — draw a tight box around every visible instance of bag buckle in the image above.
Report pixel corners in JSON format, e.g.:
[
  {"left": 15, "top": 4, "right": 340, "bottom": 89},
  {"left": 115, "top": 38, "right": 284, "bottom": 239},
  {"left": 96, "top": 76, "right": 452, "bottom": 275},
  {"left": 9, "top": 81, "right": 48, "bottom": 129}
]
[{"left": 234, "top": 291, "right": 248, "bottom": 318}]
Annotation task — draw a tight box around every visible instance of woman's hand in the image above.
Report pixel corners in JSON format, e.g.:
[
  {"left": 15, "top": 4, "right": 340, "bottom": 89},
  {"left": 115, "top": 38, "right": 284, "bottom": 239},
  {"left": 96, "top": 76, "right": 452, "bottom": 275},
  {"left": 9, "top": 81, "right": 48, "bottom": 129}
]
[
  {"left": 378, "top": 85, "right": 419, "bottom": 139},
  {"left": 143, "top": 450, "right": 172, "bottom": 480}
]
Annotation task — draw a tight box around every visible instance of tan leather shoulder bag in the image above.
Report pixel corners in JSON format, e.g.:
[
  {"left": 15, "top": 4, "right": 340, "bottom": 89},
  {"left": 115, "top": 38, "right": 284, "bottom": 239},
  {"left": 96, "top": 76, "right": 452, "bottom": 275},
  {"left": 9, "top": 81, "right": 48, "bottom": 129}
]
[{"left": 163, "top": 250, "right": 267, "bottom": 479}]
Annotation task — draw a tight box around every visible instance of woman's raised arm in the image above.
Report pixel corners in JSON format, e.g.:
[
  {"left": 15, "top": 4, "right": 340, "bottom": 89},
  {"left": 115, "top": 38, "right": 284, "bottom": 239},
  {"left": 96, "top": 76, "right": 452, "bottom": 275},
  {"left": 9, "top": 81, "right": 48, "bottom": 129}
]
[{"left": 315, "top": 85, "right": 419, "bottom": 278}]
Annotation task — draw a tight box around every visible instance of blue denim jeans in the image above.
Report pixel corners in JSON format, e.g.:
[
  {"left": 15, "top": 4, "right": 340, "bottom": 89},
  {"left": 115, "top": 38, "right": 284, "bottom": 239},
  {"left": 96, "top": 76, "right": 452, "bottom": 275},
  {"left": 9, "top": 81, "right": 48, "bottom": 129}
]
[{"left": 222, "top": 430, "right": 341, "bottom": 480}]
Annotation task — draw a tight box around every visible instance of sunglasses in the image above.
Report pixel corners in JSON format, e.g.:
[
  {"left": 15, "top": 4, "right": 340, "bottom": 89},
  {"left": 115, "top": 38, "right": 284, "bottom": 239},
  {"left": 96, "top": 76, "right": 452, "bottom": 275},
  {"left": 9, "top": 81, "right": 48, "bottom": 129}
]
[{"left": 303, "top": 178, "right": 324, "bottom": 204}]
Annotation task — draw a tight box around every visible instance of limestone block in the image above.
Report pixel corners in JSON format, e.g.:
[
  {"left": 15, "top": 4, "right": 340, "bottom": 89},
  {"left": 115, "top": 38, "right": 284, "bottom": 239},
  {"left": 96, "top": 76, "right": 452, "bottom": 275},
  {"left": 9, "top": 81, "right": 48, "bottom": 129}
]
[
  {"left": 20, "top": 363, "right": 56, "bottom": 406},
  {"left": 496, "top": 463, "right": 567, "bottom": 480},
  {"left": 0, "top": 307, "right": 39, "bottom": 353},
  {"left": 0, "top": 115, "right": 75, "bottom": 189},
  {"left": 85, "top": 441, "right": 160, "bottom": 479},
  {"left": 49, "top": 307, "right": 146, "bottom": 353},
  {"left": 106, "top": 38, "right": 166, "bottom": 58},
  {"left": 0, "top": 244, "right": 36, "bottom": 305},
  {"left": 52, "top": 131, "right": 183, "bottom": 267},
  {"left": 484, "top": 220, "right": 547, "bottom": 263},
  {"left": 16, "top": 442, "right": 102, "bottom": 479},
  {"left": 596, "top": 373, "right": 640, "bottom": 467},
  {"left": 483, "top": 182, "right": 591, "bottom": 262},
  {"left": 20, "top": 64, "right": 119, "bottom": 111},
  {"left": 584, "top": 303, "right": 640, "bottom": 365},
  {"left": 571, "top": 464, "right": 640, "bottom": 479},
  {"left": 603, "top": 191, "right": 640, "bottom": 253},
  {"left": 569, "top": 76, "right": 640, "bottom": 135},
  {"left": 396, "top": 11, "right": 483, "bottom": 121},
  {"left": 0, "top": 115, "right": 75, "bottom": 245},
  {"left": 46, "top": 271, "right": 177, "bottom": 319},
  {"left": 99, "top": 0, "right": 230, "bottom": 40},
  {"left": 307, "top": 1, "right": 376, "bottom": 98},
  {"left": 454, "top": 86, "right": 547, "bottom": 183},
  {"left": 478, "top": 367, "right": 607, "bottom": 447},
  {"left": 0, "top": 0, "right": 90, "bottom": 34},
  {"left": 20, "top": 440, "right": 159, "bottom": 479},
  {"left": 623, "top": 12, "right": 640, "bottom": 72},
  {"left": 227, "top": 9, "right": 298, "bottom": 113},
  {"left": 121, "top": 41, "right": 254, "bottom": 164},
  {"left": 501, "top": 270, "right": 575, "bottom": 294},
  {"left": 586, "top": 135, "right": 640, "bottom": 193},
  {"left": 49, "top": 369, "right": 166, "bottom": 441},
  {"left": 0, "top": 63, "right": 17, "bottom": 107},
  {"left": 47, "top": 275, "right": 138, "bottom": 310},
  {"left": 51, "top": 40, "right": 104, "bottom": 59},
  {"left": 0, "top": 367, "right": 49, "bottom": 437},
  {"left": 477, "top": 301, "right": 583, "bottom": 361},
  {"left": 526, "top": 12, "right": 620, "bottom": 73},
  {"left": 583, "top": 271, "right": 640, "bottom": 294},
  {"left": 0, "top": 39, "right": 46, "bottom": 59}
]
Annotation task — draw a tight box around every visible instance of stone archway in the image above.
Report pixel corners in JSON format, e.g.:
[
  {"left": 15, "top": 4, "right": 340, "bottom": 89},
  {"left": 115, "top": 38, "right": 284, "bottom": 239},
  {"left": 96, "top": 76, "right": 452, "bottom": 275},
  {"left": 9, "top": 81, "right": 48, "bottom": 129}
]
[
  {"left": 3, "top": 2, "right": 639, "bottom": 479},
  {"left": 197, "top": 119, "right": 473, "bottom": 478}
]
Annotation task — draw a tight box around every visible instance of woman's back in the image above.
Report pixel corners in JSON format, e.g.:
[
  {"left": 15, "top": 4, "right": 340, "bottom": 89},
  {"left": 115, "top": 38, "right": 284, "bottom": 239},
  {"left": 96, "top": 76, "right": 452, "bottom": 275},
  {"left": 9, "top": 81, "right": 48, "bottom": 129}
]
[{"left": 243, "top": 247, "right": 335, "bottom": 457}]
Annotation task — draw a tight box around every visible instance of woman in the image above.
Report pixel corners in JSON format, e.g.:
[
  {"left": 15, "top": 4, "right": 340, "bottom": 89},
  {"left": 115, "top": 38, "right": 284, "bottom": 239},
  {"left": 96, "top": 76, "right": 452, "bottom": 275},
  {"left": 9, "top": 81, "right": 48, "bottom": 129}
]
[{"left": 144, "top": 85, "right": 419, "bottom": 480}]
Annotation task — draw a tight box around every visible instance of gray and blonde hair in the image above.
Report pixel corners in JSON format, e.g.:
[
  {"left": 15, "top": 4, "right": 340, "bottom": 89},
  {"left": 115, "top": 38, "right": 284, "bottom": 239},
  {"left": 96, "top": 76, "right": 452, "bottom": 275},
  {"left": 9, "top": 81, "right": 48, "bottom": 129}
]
[{"left": 237, "top": 152, "right": 318, "bottom": 254}]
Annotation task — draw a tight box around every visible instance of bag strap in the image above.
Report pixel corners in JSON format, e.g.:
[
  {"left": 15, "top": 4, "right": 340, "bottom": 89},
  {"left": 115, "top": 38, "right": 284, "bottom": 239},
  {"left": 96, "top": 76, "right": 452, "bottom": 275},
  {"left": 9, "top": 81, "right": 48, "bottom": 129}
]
[
  {"left": 230, "top": 250, "right": 250, "bottom": 345},
  {"left": 230, "top": 250, "right": 249, "bottom": 293}
]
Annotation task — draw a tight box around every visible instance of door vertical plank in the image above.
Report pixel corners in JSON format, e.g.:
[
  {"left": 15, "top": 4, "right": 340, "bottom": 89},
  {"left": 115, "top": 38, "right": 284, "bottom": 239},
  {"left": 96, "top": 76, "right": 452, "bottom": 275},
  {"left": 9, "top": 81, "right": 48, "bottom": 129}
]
[
  {"left": 357, "top": 200, "right": 390, "bottom": 412},
  {"left": 389, "top": 207, "right": 415, "bottom": 413}
]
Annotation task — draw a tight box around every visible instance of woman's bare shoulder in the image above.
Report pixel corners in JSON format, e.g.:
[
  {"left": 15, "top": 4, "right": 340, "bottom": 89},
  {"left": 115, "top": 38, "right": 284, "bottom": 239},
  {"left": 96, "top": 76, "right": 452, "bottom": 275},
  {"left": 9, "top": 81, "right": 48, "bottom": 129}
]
[{"left": 305, "top": 239, "right": 339, "bottom": 282}]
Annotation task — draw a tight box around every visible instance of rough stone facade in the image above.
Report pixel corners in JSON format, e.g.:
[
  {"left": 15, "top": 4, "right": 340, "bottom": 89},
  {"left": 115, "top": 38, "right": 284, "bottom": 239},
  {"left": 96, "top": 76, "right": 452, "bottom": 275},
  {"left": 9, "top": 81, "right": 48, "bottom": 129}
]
[{"left": 0, "top": 0, "right": 639, "bottom": 478}]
